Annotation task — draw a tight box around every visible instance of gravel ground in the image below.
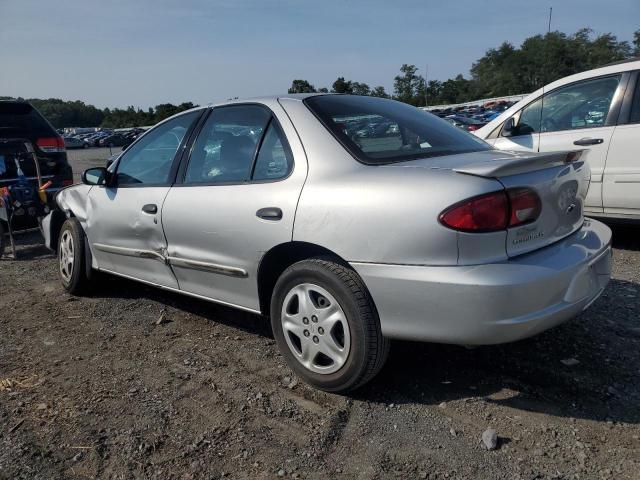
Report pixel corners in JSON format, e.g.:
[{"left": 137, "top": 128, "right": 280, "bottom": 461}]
[{"left": 0, "top": 149, "right": 638, "bottom": 479}]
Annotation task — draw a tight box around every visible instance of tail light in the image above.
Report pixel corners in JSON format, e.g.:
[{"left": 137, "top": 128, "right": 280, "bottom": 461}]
[
  {"left": 466, "top": 125, "right": 480, "bottom": 132},
  {"left": 61, "top": 179, "right": 74, "bottom": 186},
  {"left": 439, "top": 188, "right": 541, "bottom": 232},
  {"left": 36, "top": 136, "right": 65, "bottom": 153}
]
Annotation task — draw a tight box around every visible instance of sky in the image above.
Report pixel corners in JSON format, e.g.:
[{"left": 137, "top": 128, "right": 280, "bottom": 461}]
[{"left": 1, "top": 0, "right": 638, "bottom": 109}]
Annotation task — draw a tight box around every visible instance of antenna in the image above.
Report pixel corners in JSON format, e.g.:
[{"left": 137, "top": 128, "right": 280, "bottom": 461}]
[
  {"left": 424, "top": 64, "right": 428, "bottom": 107},
  {"left": 537, "top": 5, "right": 552, "bottom": 149}
]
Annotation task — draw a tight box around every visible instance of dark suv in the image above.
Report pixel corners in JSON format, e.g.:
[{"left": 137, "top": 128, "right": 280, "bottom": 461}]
[{"left": 0, "top": 101, "right": 74, "bottom": 198}]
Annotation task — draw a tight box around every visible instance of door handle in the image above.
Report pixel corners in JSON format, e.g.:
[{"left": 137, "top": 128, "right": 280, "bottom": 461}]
[
  {"left": 142, "top": 204, "right": 158, "bottom": 214},
  {"left": 573, "top": 138, "right": 603, "bottom": 146},
  {"left": 256, "top": 207, "right": 282, "bottom": 221}
]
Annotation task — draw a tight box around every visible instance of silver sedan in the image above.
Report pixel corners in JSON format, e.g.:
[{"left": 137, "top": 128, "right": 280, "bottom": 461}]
[{"left": 43, "top": 94, "right": 612, "bottom": 392}]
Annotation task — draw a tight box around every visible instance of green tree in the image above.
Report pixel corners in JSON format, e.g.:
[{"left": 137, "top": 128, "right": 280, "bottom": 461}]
[
  {"left": 331, "top": 77, "right": 352, "bottom": 93},
  {"left": 470, "top": 29, "right": 634, "bottom": 100},
  {"left": 370, "top": 86, "right": 389, "bottom": 98},
  {"left": 393, "top": 64, "right": 426, "bottom": 106},
  {"left": 351, "top": 82, "right": 371, "bottom": 96},
  {"left": 288, "top": 79, "right": 316, "bottom": 94},
  {"left": 426, "top": 80, "right": 442, "bottom": 105}
]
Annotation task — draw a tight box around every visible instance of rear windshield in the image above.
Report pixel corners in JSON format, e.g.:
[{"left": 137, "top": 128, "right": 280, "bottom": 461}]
[
  {"left": 304, "top": 95, "right": 491, "bottom": 165},
  {"left": 0, "top": 102, "right": 54, "bottom": 137}
]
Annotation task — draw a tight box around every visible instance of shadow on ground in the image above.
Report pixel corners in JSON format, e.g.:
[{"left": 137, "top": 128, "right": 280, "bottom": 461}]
[{"left": 608, "top": 223, "right": 639, "bottom": 251}]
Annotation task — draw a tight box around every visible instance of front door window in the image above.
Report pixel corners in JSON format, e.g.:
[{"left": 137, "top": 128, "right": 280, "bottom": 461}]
[{"left": 116, "top": 111, "right": 200, "bottom": 186}]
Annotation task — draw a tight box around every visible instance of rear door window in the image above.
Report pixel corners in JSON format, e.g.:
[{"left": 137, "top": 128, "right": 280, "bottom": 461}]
[
  {"left": 629, "top": 74, "right": 640, "bottom": 124},
  {"left": 184, "top": 105, "right": 271, "bottom": 184},
  {"left": 252, "top": 121, "right": 293, "bottom": 181}
]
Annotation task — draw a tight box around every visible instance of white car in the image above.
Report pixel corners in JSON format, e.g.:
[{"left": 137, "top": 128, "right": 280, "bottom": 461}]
[{"left": 474, "top": 59, "right": 640, "bottom": 223}]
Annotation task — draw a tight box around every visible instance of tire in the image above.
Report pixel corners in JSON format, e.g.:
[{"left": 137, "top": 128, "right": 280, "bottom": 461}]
[
  {"left": 0, "top": 222, "right": 6, "bottom": 259},
  {"left": 270, "top": 258, "right": 389, "bottom": 393},
  {"left": 58, "top": 218, "right": 92, "bottom": 295}
]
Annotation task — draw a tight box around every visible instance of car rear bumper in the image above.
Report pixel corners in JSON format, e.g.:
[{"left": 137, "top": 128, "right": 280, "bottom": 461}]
[{"left": 351, "top": 219, "right": 612, "bottom": 345}]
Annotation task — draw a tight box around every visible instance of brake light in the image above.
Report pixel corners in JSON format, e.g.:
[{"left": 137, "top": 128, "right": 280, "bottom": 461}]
[
  {"left": 466, "top": 125, "right": 480, "bottom": 132},
  {"left": 36, "top": 136, "right": 65, "bottom": 153},
  {"left": 439, "top": 188, "right": 541, "bottom": 232},
  {"left": 439, "top": 191, "right": 509, "bottom": 232}
]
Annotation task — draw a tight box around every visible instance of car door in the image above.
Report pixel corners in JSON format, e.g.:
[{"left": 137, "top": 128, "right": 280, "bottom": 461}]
[
  {"left": 602, "top": 70, "right": 640, "bottom": 216},
  {"left": 161, "top": 103, "right": 307, "bottom": 311},
  {"left": 85, "top": 110, "right": 202, "bottom": 287}
]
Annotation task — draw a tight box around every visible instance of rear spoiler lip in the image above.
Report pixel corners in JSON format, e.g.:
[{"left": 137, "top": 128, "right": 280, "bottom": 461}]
[{"left": 452, "top": 150, "right": 585, "bottom": 178}]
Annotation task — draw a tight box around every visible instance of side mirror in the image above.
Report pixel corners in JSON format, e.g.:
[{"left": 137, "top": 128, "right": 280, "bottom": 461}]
[
  {"left": 82, "top": 167, "right": 107, "bottom": 186},
  {"left": 502, "top": 116, "right": 516, "bottom": 137}
]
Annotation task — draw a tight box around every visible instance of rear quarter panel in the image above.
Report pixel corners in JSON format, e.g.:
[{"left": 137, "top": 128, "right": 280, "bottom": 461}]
[{"left": 280, "top": 98, "right": 505, "bottom": 266}]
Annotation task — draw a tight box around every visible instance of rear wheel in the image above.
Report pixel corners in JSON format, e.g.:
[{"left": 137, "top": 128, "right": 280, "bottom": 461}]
[
  {"left": 271, "top": 258, "right": 389, "bottom": 393},
  {"left": 58, "top": 218, "right": 92, "bottom": 295}
]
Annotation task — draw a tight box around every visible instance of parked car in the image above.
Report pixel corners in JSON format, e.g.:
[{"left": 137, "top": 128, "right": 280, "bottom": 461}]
[
  {"left": 0, "top": 100, "right": 73, "bottom": 202},
  {"left": 63, "top": 136, "right": 86, "bottom": 149},
  {"left": 121, "top": 128, "right": 145, "bottom": 149},
  {"left": 84, "top": 131, "right": 111, "bottom": 147},
  {"left": 99, "top": 133, "right": 127, "bottom": 148},
  {"left": 43, "top": 94, "right": 612, "bottom": 392},
  {"left": 475, "top": 59, "right": 640, "bottom": 223},
  {"left": 444, "top": 114, "right": 486, "bottom": 132}
]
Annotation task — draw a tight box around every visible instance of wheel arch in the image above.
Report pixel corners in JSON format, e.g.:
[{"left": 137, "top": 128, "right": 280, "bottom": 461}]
[
  {"left": 46, "top": 208, "right": 71, "bottom": 252},
  {"left": 257, "top": 241, "right": 352, "bottom": 316}
]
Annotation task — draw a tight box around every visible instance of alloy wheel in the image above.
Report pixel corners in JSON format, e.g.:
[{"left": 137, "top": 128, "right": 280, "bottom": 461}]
[
  {"left": 59, "top": 230, "right": 74, "bottom": 282},
  {"left": 281, "top": 283, "right": 351, "bottom": 374}
]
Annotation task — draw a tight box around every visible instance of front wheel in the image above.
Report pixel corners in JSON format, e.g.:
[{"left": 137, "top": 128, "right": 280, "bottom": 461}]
[
  {"left": 58, "top": 218, "right": 92, "bottom": 295},
  {"left": 271, "top": 258, "right": 389, "bottom": 393}
]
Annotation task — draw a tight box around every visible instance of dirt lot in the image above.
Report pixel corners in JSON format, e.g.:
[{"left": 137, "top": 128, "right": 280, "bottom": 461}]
[{"left": 0, "top": 148, "right": 639, "bottom": 479}]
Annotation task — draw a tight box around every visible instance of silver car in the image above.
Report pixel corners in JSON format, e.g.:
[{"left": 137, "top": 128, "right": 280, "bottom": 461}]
[{"left": 43, "top": 94, "right": 612, "bottom": 392}]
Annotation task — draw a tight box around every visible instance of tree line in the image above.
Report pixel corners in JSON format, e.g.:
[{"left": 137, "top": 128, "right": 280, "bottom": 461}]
[
  {"left": 2, "top": 28, "right": 638, "bottom": 128},
  {"left": 289, "top": 28, "right": 640, "bottom": 106},
  {"left": 0, "top": 96, "right": 198, "bottom": 129}
]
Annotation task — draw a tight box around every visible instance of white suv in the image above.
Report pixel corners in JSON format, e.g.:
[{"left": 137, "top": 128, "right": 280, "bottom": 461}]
[{"left": 474, "top": 59, "right": 640, "bottom": 222}]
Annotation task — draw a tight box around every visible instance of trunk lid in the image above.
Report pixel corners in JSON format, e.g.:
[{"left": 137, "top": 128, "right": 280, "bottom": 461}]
[{"left": 387, "top": 149, "right": 590, "bottom": 258}]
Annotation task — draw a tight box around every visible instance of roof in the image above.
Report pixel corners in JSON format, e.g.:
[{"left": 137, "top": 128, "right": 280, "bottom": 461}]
[{"left": 205, "top": 92, "right": 330, "bottom": 108}]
